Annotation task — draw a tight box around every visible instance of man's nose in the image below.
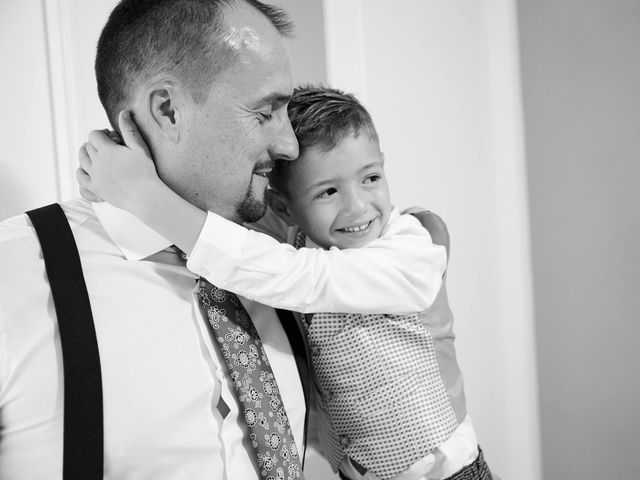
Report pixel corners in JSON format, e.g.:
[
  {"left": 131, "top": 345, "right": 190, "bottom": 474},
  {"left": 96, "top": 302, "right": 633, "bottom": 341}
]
[{"left": 269, "top": 117, "right": 299, "bottom": 161}]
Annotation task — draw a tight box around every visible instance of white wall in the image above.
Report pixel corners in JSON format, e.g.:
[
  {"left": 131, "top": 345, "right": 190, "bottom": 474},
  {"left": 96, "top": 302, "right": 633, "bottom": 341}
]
[
  {"left": 518, "top": 0, "right": 640, "bottom": 478},
  {"left": 0, "top": 0, "right": 59, "bottom": 220},
  {"left": 272, "top": 0, "right": 328, "bottom": 87},
  {"left": 323, "top": 1, "right": 541, "bottom": 478},
  {"left": 0, "top": 0, "right": 119, "bottom": 221}
]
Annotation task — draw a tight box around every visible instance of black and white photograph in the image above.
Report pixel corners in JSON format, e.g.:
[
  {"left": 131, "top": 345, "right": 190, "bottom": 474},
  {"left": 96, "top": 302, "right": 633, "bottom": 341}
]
[{"left": 1, "top": 1, "right": 638, "bottom": 479}]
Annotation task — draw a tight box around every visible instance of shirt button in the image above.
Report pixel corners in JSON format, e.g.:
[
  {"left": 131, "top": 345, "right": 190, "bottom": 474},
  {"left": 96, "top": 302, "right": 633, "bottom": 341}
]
[
  {"left": 310, "top": 345, "right": 321, "bottom": 356},
  {"left": 338, "top": 434, "right": 350, "bottom": 448}
]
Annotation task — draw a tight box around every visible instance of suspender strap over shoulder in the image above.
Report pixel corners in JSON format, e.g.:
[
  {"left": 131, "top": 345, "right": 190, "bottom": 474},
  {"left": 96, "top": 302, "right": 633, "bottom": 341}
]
[{"left": 26, "top": 203, "right": 104, "bottom": 479}]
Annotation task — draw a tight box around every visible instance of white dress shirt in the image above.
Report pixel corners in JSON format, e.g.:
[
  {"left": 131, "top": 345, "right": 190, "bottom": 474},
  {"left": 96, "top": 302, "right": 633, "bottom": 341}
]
[
  {"left": 188, "top": 208, "right": 447, "bottom": 314},
  {"left": 0, "top": 198, "right": 306, "bottom": 480}
]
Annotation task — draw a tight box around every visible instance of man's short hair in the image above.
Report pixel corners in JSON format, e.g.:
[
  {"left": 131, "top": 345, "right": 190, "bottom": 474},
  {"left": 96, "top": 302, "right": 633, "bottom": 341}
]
[
  {"left": 271, "top": 85, "right": 379, "bottom": 195},
  {"left": 95, "top": 0, "right": 294, "bottom": 128}
]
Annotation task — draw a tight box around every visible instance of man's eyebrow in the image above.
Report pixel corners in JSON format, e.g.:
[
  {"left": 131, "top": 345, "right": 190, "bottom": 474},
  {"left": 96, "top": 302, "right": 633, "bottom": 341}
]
[{"left": 249, "top": 91, "right": 292, "bottom": 109}]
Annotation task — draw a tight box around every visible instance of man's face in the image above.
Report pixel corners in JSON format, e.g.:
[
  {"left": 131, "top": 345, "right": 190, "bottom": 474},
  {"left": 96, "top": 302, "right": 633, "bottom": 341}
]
[
  {"left": 160, "top": 5, "right": 298, "bottom": 223},
  {"left": 283, "top": 134, "right": 392, "bottom": 250}
]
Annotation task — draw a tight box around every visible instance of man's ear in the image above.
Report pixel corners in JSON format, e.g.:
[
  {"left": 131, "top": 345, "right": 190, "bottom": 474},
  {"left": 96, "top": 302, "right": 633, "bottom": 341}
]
[
  {"left": 148, "top": 83, "right": 180, "bottom": 142},
  {"left": 266, "top": 189, "right": 296, "bottom": 226}
]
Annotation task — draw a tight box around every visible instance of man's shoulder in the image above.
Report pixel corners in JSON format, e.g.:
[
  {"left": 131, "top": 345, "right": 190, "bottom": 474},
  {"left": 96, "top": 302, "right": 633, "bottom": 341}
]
[{"left": 0, "top": 198, "right": 96, "bottom": 248}]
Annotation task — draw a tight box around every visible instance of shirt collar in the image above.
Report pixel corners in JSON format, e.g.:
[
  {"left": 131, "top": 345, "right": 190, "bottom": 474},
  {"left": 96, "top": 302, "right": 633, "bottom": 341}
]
[
  {"left": 382, "top": 206, "right": 400, "bottom": 235},
  {"left": 93, "top": 202, "right": 173, "bottom": 261}
]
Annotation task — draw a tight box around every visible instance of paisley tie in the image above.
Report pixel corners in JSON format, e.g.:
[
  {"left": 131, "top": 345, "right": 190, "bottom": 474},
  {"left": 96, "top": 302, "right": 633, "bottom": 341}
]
[{"left": 197, "top": 276, "right": 304, "bottom": 480}]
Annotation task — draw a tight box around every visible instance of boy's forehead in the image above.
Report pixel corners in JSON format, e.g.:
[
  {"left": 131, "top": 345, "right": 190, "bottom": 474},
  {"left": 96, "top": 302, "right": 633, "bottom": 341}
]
[
  {"left": 286, "top": 135, "right": 383, "bottom": 192},
  {"left": 303, "top": 134, "right": 381, "bottom": 164}
]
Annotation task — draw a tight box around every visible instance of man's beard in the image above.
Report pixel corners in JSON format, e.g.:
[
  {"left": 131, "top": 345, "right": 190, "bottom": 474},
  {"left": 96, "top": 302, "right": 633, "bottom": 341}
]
[{"left": 237, "top": 180, "right": 267, "bottom": 223}]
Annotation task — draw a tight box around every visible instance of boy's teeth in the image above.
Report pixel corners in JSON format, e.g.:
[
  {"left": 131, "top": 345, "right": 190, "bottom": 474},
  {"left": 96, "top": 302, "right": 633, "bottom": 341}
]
[{"left": 344, "top": 222, "right": 369, "bottom": 232}]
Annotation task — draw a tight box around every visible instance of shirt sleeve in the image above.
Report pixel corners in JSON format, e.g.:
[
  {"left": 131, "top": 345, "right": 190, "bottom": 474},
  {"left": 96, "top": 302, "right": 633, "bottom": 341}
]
[{"left": 186, "top": 210, "right": 447, "bottom": 314}]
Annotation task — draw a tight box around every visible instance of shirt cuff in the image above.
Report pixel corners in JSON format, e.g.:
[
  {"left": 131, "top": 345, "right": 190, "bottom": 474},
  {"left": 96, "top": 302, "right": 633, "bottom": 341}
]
[{"left": 186, "top": 211, "right": 249, "bottom": 284}]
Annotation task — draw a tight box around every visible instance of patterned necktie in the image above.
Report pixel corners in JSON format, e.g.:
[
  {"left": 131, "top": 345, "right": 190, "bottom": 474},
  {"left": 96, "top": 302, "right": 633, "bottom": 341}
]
[{"left": 197, "top": 274, "right": 304, "bottom": 480}]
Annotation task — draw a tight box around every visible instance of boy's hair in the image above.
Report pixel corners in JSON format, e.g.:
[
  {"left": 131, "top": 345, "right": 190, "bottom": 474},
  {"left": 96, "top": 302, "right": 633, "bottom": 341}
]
[
  {"left": 271, "top": 85, "right": 379, "bottom": 196},
  {"left": 95, "top": 0, "right": 294, "bottom": 129}
]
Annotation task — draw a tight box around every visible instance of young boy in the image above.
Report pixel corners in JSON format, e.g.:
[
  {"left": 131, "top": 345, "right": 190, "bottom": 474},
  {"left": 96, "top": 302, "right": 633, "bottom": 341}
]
[{"left": 78, "top": 86, "right": 493, "bottom": 480}]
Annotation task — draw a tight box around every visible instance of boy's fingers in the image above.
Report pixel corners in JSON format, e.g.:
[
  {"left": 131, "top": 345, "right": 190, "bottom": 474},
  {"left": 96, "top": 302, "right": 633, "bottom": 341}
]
[
  {"left": 86, "top": 142, "right": 98, "bottom": 157},
  {"left": 118, "top": 110, "right": 151, "bottom": 156},
  {"left": 98, "top": 128, "right": 123, "bottom": 145},
  {"left": 76, "top": 166, "right": 102, "bottom": 202},
  {"left": 78, "top": 143, "right": 93, "bottom": 174},
  {"left": 108, "top": 130, "right": 123, "bottom": 144},
  {"left": 88, "top": 129, "right": 116, "bottom": 150},
  {"left": 76, "top": 166, "right": 90, "bottom": 187}
]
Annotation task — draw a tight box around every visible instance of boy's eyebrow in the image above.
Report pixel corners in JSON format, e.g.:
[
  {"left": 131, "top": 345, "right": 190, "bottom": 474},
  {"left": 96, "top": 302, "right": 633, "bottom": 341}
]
[
  {"left": 303, "top": 161, "right": 384, "bottom": 195},
  {"left": 304, "top": 178, "right": 336, "bottom": 195},
  {"left": 359, "top": 160, "right": 384, "bottom": 171}
]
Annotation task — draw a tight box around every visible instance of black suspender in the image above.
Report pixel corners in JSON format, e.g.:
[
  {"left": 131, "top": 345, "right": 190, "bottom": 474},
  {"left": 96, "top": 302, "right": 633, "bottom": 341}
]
[
  {"left": 275, "top": 308, "right": 312, "bottom": 466},
  {"left": 26, "top": 203, "right": 104, "bottom": 479}
]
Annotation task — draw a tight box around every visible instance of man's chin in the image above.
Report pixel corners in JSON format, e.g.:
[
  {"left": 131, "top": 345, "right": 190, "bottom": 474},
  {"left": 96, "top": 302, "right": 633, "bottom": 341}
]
[
  {"left": 237, "top": 177, "right": 269, "bottom": 223},
  {"left": 237, "top": 196, "right": 267, "bottom": 224}
]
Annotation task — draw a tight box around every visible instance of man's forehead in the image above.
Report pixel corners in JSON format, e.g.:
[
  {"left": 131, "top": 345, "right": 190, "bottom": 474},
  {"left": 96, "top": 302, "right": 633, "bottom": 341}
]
[
  {"left": 223, "top": 26, "right": 262, "bottom": 53},
  {"left": 220, "top": 2, "right": 283, "bottom": 52},
  {"left": 202, "top": 3, "right": 293, "bottom": 105}
]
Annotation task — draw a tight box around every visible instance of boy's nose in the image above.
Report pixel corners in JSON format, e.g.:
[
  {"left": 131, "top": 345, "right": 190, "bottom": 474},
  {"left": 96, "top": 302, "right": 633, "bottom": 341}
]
[{"left": 342, "top": 188, "right": 367, "bottom": 216}]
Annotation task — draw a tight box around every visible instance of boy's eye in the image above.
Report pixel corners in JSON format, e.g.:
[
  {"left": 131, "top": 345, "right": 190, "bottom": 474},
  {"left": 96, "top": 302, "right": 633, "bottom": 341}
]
[
  {"left": 363, "top": 174, "right": 382, "bottom": 184},
  {"left": 316, "top": 188, "right": 337, "bottom": 199}
]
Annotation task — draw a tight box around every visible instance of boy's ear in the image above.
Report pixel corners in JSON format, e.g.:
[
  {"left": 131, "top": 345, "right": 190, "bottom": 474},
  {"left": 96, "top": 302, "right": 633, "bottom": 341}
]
[
  {"left": 148, "top": 83, "right": 180, "bottom": 142},
  {"left": 266, "top": 189, "right": 296, "bottom": 227}
]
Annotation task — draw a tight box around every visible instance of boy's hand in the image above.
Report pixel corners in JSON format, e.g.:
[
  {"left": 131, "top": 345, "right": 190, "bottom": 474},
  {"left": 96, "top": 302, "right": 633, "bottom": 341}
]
[
  {"left": 77, "top": 110, "right": 159, "bottom": 212},
  {"left": 404, "top": 207, "right": 450, "bottom": 259}
]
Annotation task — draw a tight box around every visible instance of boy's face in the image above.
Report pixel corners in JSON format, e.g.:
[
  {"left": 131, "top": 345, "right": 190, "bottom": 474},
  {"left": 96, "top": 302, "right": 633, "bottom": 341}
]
[{"left": 281, "top": 134, "right": 391, "bottom": 249}]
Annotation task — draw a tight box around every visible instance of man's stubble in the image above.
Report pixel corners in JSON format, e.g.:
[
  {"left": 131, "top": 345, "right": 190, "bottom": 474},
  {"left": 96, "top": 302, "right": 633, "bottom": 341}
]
[{"left": 237, "top": 177, "right": 268, "bottom": 223}]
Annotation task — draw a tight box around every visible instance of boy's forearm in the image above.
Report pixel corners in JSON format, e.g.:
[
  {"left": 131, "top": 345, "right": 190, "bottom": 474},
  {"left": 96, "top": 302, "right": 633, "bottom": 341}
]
[
  {"left": 188, "top": 212, "right": 447, "bottom": 313},
  {"left": 127, "top": 178, "right": 207, "bottom": 255}
]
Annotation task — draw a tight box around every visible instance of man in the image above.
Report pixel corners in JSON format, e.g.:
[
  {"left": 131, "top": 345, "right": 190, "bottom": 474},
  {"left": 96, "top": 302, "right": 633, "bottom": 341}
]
[{"left": 0, "top": 1, "right": 309, "bottom": 478}]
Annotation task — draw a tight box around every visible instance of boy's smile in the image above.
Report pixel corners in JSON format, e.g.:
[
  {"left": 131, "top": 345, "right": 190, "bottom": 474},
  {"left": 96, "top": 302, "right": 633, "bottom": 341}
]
[{"left": 280, "top": 133, "right": 391, "bottom": 249}]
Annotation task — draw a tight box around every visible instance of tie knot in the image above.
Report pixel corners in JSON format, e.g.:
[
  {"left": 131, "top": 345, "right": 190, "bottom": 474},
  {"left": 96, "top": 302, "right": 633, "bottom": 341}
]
[{"left": 171, "top": 245, "right": 189, "bottom": 262}]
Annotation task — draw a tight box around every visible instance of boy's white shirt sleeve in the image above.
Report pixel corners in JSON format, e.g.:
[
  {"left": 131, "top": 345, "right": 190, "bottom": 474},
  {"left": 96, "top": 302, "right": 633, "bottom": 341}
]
[{"left": 186, "top": 208, "right": 447, "bottom": 314}]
